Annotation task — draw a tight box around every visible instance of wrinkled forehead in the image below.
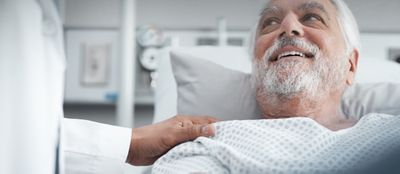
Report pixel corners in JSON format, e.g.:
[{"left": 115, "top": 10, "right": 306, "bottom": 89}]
[{"left": 261, "top": 0, "right": 338, "bottom": 17}]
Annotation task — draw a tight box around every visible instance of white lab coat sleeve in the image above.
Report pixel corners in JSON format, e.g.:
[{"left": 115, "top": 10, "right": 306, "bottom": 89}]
[
  {"left": 63, "top": 118, "right": 132, "bottom": 174},
  {"left": 1, "top": 0, "right": 64, "bottom": 173}
]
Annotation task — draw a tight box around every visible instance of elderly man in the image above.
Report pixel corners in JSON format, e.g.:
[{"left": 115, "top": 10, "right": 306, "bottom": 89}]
[
  {"left": 252, "top": 0, "right": 359, "bottom": 131},
  {"left": 152, "top": 0, "right": 400, "bottom": 173}
]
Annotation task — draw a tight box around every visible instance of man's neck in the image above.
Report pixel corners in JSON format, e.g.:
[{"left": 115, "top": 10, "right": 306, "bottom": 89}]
[{"left": 258, "top": 92, "right": 356, "bottom": 131}]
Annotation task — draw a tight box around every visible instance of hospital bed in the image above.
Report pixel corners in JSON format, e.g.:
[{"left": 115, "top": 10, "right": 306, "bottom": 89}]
[
  {"left": 129, "top": 33, "right": 400, "bottom": 173},
  {"left": 153, "top": 33, "right": 400, "bottom": 123}
]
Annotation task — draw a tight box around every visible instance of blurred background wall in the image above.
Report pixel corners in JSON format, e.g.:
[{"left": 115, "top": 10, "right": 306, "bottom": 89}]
[{"left": 58, "top": 0, "right": 400, "bottom": 127}]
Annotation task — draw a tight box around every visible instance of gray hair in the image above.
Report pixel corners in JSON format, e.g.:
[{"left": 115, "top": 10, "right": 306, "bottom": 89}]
[{"left": 330, "top": 0, "right": 360, "bottom": 53}]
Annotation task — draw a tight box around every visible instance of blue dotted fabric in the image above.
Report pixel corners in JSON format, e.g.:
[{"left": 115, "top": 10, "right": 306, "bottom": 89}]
[{"left": 153, "top": 114, "right": 400, "bottom": 174}]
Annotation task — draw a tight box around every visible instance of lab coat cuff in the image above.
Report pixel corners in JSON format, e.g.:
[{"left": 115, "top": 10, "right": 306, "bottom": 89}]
[{"left": 63, "top": 118, "right": 132, "bottom": 171}]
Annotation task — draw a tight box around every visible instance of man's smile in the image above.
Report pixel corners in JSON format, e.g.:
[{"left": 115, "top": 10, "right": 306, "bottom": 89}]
[{"left": 269, "top": 45, "right": 315, "bottom": 62}]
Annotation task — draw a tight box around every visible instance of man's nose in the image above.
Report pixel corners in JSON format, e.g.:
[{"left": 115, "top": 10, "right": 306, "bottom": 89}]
[{"left": 279, "top": 14, "right": 304, "bottom": 38}]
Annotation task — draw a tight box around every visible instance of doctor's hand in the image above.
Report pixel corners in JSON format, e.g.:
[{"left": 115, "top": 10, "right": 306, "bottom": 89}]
[{"left": 126, "top": 115, "right": 217, "bottom": 166}]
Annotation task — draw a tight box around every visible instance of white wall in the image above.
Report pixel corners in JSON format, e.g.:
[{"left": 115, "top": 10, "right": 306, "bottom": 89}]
[
  {"left": 62, "top": 0, "right": 400, "bottom": 32},
  {"left": 136, "top": 0, "right": 264, "bottom": 30},
  {"left": 64, "top": 0, "right": 120, "bottom": 28},
  {"left": 61, "top": 0, "right": 400, "bottom": 126},
  {"left": 345, "top": 0, "right": 400, "bottom": 32}
]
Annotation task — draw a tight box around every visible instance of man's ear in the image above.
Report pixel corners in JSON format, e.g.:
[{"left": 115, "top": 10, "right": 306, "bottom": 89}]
[{"left": 346, "top": 49, "right": 359, "bottom": 85}]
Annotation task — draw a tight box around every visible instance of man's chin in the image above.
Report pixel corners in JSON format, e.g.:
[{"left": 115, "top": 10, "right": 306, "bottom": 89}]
[
  {"left": 264, "top": 74, "right": 319, "bottom": 98},
  {"left": 272, "top": 88, "right": 304, "bottom": 97},
  {"left": 274, "top": 72, "right": 297, "bottom": 82},
  {"left": 269, "top": 62, "right": 311, "bottom": 76},
  {"left": 264, "top": 81, "right": 304, "bottom": 96},
  {"left": 268, "top": 70, "right": 305, "bottom": 85}
]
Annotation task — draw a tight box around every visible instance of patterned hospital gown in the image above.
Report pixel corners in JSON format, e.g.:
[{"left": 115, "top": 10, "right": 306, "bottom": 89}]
[{"left": 152, "top": 113, "right": 400, "bottom": 174}]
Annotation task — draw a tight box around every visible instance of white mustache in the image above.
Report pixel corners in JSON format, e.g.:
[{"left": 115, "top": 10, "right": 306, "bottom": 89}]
[{"left": 262, "top": 37, "right": 320, "bottom": 62}]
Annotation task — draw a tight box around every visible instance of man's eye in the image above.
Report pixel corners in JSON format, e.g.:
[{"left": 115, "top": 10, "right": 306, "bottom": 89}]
[
  {"left": 267, "top": 20, "right": 279, "bottom": 26},
  {"left": 263, "top": 18, "right": 280, "bottom": 28},
  {"left": 302, "top": 14, "right": 324, "bottom": 23},
  {"left": 259, "top": 17, "right": 281, "bottom": 34},
  {"left": 306, "top": 16, "right": 318, "bottom": 21}
]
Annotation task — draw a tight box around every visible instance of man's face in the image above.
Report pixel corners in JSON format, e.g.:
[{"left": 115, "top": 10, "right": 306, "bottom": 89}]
[{"left": 254, "top": 0, "right": 350, "bottom": 97}]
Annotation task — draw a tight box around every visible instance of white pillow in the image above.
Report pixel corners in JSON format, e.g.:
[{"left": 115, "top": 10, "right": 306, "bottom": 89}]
[
  {"left": 153, "top": 46, "right": 253, "bottom": 123},
  {"left": 154, "top": 46, "right": 400, "bottom": 122},
  {"left": 171, "top": 50, "right": 261, "bottom": 121},
  {"left": 356, "top": 59, "right": 400, "bottom": 83},
  {"left": 342, "top": 83, "right": 400, "bottom": 118}
]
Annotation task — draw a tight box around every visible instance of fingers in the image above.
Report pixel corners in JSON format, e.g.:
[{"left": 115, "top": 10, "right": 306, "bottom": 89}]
[
  {"left": 176, "top": 115, "right": 219, "bottom": 124},
  {"left": 197, "top": 116, "right": 219, "bottom": 124},
  {"left": 180, "top": 124, "right": 216, "bottom": 142},
  {"left": 127, "top": 115, "right": 219, "bottom": 166},
  {"left": 171, "top": 115, "right": 218, "bottom": 142}
]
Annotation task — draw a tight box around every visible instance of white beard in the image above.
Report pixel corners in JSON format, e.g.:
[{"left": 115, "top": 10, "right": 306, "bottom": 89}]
[
  {"left": 253, "top": 38, "right": 348, "bottom": 99},
  {"left": 263, "top": 58, "right": 322, "bottom": 98}
]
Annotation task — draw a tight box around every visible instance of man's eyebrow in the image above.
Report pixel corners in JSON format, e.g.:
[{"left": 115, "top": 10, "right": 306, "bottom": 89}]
[
  {"left": 298, "top": 1, "right": 330, "bottom": 19},
  {"left": 259, "top": 5, "right": 281, "bottom": 17}
]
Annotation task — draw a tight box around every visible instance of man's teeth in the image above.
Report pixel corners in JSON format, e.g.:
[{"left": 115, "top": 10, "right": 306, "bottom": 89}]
[{"left": 277, "top": 51, "right": 305, "bottom": 60}]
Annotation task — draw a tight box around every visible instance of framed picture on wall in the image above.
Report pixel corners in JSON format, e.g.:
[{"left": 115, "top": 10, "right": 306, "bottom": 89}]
[
  {"left": 64, "top": 30, "right": 120, "bottom": 103},
  {"left": 80, "top": 42, "right": 111, "bottom": 86}
]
